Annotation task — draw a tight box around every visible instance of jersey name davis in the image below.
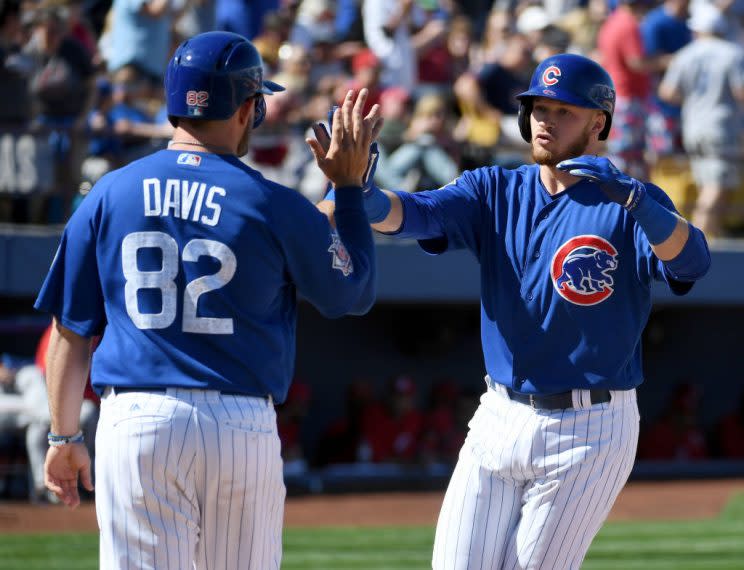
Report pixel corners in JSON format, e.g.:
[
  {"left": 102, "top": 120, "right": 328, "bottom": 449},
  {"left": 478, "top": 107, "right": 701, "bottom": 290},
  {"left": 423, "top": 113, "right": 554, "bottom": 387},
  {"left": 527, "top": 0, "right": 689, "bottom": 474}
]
[{"left": 142, "top": 178, "right": 225, "bottom": 226}]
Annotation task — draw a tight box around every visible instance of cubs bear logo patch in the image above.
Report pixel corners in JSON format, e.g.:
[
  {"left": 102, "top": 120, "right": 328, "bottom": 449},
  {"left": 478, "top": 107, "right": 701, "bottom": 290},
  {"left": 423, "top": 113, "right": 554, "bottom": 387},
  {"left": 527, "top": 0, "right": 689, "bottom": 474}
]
[
  {"left": 328, "top": 231, "right": 354, "bottom": 276},
  {"left": 551, "top": 235, "right": 618, "bottom": 306}
]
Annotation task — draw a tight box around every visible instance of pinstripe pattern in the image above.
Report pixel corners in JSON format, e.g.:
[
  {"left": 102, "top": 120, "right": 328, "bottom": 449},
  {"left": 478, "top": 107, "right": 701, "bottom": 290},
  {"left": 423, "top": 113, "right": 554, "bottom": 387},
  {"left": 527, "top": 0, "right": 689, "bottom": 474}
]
[
  {"left": 432, "top": 384, "right": 639, "bottom": 570},
  {"left": 96, "top": 388, "right": 284, "bottom": 570}
]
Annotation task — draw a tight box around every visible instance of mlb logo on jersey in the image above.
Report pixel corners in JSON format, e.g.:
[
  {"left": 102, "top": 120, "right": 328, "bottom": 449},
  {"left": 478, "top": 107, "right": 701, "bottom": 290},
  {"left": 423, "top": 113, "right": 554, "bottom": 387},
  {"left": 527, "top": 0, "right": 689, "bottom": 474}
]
[
  {"left": 551, "top": 235, "right": 618, "bottom": 306},
  {"left": 176, "top": 153, "right": 202, "bottom": 167},
  {"left": 328, "top": 231, "right": 354, "bottom": 276}
]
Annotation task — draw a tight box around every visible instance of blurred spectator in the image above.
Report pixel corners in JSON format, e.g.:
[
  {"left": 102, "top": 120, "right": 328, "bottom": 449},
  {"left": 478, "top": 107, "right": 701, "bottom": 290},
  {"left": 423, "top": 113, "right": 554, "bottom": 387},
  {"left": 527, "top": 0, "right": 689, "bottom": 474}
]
[
  {"left": 715, "top": 392, "right": 744, "bottom": 458},
  {"left": 87, "top": 67, "right": 171, "bottom": 172},
  {"left": 26, "top": 3, "right": 94, "bottom": 121},
  {"left": 0, "top": 352, "right": 49, "bottom": 501},
  {"left": 471, "top": 8, "right": 512, "bottom": 69},
  {"left": 105, "top": 66, "right": 158, "bottom": 158},
  {"left": 363, "top": 0, "right": 446, "bottom": 91},
  {"left": 376, "top": 86, "right": 413, "bottom": 154},
  {"left": 418, "top": 379, "right": 465, "bottom": 465},
  {"left": 453, "top": 0, "right": 495, "bottom": 40},
  {"left": 598, "top": 0, "right": 666, "bottom": 180},
  {"left": 556, "top": 0, "right": 608, "bottom": 57},
  {"left": 341, "top": 47, "right": 383, "bottom": 114},
  {"left": 416, "top": 1, "right": 454, "bottom": 90},
  {"left": 542, "top": 0, "right": 584, "bottom": 21},
  {"left": 25, "top": 2, "right": 94, "bottom": 222},
  {"left": 0, "top": 0, "right": 31, "bottom": 125},
  {"left": 86, "top": 76, "right": 116, "bottom": 160},
  {"left": 360, "top": 374, "right": 424, "bottom": 463},
  {"left": 104, "top": 0, "right": 187, "bottom": 82},
  {"left": 334, "top": 0, "right": 363, "bottom": 42},
  {"left": 252, "top": 9, "right": 295, "bottom": 68},
  {"left": 641, "top": 0, "right": 691, "bottom": 161},
  {"left": 638, "top": 382, "right": 709, "bottom": 460},
  {"left": 515, "top": 4, "right": 552, "bottom": 48},
  {"left": 453, "top": 32, "right": 531, "bottom": 168},
  {"left": 718, "top": 0, "right": 744, "bottom": 42},
  {"left": 0, "top": 322, "right": 98, "bottom": 502},
  {"left": 216, "top": 0, "right": 279, "bottom": 40},
  {"left": 289, "top": 0, "right": 335, "bottom": 49},
  {"left": 174, "top": 0, "right": 216, "bottom": 39},
  {"left": 445, "top": 14, "right": 473, "bottom": 81},
  {"left": 377, "top": 93, "right": 459, "bottom": 192},
  {"left": 277, "top": 379, "right": 312, "bottom": 475},
  {"left": 247, "top": 88, "right": 303, "bottom": 189},
  {"left": 532, "top": 23, "right": 571, "bottom": 62},
  {"left": 307, "top": 34, "right": 345, "bottom": 87},
  {"left": 315, "top": 378, "right": 376, "bottom": 465},
  {"left": 65, "top": 0, "right": 97, "bottom": 57},
  {"left": 272, "top": 42, "right": 312, "bottom": 96},
  {"left": 658, "top": 2, "right": 744, "bottom": 238}
]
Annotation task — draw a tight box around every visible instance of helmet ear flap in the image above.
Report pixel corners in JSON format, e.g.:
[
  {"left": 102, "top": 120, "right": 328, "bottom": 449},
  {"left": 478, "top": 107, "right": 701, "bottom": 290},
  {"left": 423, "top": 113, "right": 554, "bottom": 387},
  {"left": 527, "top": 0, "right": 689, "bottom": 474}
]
[
  {"left": 253, "top": 95, "right": 266, "bottom": 129},
  {"left": 598, "top": 111, "right": 612, "bottom": 141},
  {"left": 518, "top": 99, "right": 532, "bottom": 143}
]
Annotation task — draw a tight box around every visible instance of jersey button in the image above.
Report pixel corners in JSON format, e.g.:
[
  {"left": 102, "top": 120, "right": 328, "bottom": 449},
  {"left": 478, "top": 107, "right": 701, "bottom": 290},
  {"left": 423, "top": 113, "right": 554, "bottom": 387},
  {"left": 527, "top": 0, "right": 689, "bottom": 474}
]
[
  {"left": 534, "top": 251, "right": 541, "bottom": 259},
  {"left": 526, "top": 292, "right": 534, "bottom": 301}
]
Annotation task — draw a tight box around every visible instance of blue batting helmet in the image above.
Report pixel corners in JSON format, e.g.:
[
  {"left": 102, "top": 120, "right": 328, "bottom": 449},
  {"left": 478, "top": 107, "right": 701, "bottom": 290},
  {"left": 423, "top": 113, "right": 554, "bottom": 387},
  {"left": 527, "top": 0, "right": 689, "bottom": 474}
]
[
  {"left": 516, "top": 53, "right": 615, "bottom": 142},
  {"left": 165, "top": 31, "right": 284, "bottom": 129}
]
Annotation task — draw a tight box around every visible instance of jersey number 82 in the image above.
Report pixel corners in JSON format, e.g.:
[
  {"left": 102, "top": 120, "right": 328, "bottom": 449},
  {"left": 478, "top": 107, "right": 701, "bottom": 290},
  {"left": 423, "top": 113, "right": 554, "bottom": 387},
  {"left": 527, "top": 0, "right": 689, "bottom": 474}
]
[{"left": 122, "top": 231, "right": 236, "bottom": 334}]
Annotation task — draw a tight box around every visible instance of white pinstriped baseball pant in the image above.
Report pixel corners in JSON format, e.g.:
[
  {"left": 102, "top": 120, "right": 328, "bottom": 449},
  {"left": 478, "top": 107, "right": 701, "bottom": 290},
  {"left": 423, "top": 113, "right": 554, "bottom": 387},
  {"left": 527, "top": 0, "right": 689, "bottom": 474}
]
[
  {"left": 95, "top": 387, "right": 285, "bottom": 570},
  {"left": 433, "top": 378, "right": 640, "bottom": 570}
]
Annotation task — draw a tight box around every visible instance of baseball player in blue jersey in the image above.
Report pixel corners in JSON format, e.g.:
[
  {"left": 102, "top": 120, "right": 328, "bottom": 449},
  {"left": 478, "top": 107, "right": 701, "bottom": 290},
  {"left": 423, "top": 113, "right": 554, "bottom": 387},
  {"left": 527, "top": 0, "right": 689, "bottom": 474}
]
[
  {"left": 35, "top": 31, "right": 382, "bottom": 570},
  {"left": 319, "top": 53, "right": 711, "bottom": 569}
]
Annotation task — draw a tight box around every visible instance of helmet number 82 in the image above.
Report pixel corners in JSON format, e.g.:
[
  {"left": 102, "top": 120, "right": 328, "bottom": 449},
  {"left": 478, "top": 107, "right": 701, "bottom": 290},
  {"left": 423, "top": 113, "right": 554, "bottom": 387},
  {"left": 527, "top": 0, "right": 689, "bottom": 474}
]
[
  {"left": 122, "top": 231, "right": 236, "bottom": 334},
  {"left": 186, "top": 90, "right": 209, "bottom": 107}
]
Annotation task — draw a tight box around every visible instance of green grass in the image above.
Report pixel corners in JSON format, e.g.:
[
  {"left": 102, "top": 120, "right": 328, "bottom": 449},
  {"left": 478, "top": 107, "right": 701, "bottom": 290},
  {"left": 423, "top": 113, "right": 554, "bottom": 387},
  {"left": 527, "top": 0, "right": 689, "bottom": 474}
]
[{"left": 1, "top": 494, "right": 743, "bottom": 569}]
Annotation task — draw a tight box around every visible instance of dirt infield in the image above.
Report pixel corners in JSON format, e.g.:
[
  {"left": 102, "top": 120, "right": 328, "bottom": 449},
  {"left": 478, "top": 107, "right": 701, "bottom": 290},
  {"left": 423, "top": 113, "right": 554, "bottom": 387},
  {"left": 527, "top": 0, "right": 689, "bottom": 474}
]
[{"left": 1, "top": 479, "right": 743, "bottom": 534}]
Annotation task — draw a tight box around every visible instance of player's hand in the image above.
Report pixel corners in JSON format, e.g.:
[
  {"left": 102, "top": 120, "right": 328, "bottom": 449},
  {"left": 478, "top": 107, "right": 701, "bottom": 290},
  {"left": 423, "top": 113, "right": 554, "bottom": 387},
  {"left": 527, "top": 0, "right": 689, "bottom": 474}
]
[
  {"left": 306, "top": 88, "right": 384, "bottom": 189},
  {"left": 45, "top": 443, "right": 94, "bottom": 509},
  {"left": 557, "top": 155, "right": 646, "bottom": 211},
  {"left": 316, "top": 104, "right": 380, "bottom": 197}
]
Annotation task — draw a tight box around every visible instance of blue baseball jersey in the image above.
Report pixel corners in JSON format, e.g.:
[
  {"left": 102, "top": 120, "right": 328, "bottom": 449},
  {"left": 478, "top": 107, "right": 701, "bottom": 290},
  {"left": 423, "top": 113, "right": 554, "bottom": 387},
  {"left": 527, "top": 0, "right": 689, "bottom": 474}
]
[
  {"left": 35, "top": 149, "right": 375, "bottom": 403},
  {"left": 395, "top": 164, "right": 695, "bottom": 394}
]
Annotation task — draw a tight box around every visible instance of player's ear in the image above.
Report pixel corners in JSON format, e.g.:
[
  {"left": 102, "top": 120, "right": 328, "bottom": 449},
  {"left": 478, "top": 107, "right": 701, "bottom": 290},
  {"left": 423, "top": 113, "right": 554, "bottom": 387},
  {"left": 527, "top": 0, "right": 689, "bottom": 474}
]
[
  {"left": 237, "top": 99, "right": 253, "bottom": 127},
  {"left": 591, "top": 112, "right": 606, "bottom": 136}
]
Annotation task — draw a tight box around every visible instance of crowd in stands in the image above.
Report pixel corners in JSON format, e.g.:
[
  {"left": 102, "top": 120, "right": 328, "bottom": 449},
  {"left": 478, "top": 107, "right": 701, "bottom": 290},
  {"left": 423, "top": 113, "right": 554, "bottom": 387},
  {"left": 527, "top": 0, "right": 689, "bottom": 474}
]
[{"left": 1, "top": 0, "right": 744, "bottom": 236}]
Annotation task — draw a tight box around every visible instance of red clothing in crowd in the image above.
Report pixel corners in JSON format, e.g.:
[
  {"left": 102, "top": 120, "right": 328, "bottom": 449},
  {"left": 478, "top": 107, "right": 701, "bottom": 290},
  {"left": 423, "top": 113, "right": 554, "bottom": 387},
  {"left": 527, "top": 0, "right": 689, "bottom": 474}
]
[
  {"left": 638, "top": 417, "right": 708, "bottom": 460},
  {"left": 717, "top": 414, "right": 744, "bottom": 458},
  {"left": 362, "top": 403, "right": 423, "bottom": 462},
  {"left": 597, "top": 6, "right": 650, "bottom": 98}
]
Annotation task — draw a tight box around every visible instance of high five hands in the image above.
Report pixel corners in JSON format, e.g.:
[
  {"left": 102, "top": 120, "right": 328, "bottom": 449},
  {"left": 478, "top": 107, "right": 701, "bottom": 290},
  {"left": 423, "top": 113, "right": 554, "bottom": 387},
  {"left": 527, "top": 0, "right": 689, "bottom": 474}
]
[{"left": 306, "top": 89, "right": 384, "bottom": 190}]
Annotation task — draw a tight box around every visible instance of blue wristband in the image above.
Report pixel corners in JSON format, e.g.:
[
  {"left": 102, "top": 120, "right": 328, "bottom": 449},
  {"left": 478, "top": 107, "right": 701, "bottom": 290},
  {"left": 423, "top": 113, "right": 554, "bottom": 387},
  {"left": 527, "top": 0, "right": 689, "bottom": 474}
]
[
  {"left": 326, "top": 183, "right": 391, "bottom": 223},
  {"left": 361, "top": 183, "right": 392, "bottom": 223},
  {"left": 48, "top": 430, "right": 84, "bottom": 446},
  {"left": 662, "top": 225, "right": 711, "bottom": 281},
  {"left": 628, "top": 188, "right": 679, "bottom": 245}
]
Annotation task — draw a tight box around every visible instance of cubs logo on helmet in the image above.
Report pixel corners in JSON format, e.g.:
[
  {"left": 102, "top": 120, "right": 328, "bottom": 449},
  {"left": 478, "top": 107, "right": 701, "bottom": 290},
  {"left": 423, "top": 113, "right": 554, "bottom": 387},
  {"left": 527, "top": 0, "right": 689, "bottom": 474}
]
[
  {"left": 542, "top": 65, "right": 561, "bottom": 86},
  {"left": 551, "top": 236, "right": 618, "bottom": 306}
]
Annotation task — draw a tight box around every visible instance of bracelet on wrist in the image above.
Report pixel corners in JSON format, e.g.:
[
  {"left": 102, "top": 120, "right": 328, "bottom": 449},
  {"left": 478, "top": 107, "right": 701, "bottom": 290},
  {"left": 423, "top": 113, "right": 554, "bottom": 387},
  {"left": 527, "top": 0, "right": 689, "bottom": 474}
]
[{"left": 48, "top": 430, "right": 84, "bottom": 447}]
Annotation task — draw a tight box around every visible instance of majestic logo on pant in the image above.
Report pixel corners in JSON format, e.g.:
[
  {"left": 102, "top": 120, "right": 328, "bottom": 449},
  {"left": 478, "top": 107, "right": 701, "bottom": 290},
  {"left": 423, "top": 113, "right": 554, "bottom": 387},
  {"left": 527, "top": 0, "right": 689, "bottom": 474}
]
[{"left": 551, "top": 235, "right": 618, "bottom": 305}]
